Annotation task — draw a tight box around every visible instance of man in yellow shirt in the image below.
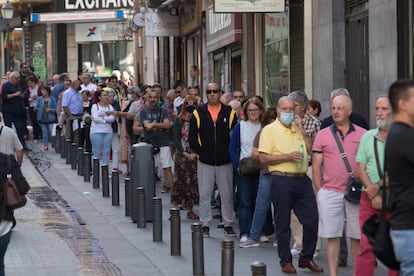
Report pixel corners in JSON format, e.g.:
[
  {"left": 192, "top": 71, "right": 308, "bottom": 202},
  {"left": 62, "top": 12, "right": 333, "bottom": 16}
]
[{"left": 259, "top": 96, "right": 322, "bottom": 274}]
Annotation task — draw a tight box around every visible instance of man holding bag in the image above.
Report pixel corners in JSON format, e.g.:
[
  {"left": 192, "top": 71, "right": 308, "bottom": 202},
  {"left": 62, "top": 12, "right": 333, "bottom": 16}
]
[{"left": 312, "top": 95, "right": 366, "bottom": 276}]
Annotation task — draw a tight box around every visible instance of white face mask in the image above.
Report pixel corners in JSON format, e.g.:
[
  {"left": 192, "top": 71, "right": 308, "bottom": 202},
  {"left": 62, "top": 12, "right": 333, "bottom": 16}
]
[{"left": 127, "top": 94, "right": 133, "bottom": 101}]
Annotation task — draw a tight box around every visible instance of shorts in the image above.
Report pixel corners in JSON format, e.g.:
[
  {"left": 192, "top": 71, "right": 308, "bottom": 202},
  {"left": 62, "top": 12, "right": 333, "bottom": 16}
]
[
  {"left": 156, "top": 146, "right": 173, "bottom": 169},
  {"left": 317, "top": 188, "right": 360, "bottom": 239}
]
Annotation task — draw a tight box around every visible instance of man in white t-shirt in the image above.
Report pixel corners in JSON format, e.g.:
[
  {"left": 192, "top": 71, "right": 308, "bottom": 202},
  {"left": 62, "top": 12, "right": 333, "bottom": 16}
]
[
  {"left": 80, "top": 73, "right": 97, "bottom": 97},
  {"left": 0, "top": 112, "right": 23, "bottom": 166},
  {"left": 173, "top": 80, "right": 187, "bottom": 113}
]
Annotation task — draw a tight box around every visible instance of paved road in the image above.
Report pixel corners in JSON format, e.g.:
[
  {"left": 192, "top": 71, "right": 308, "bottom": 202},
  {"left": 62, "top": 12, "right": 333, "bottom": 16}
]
[{"left": 6, "top": 141, "right": 388, "bottom": 275}]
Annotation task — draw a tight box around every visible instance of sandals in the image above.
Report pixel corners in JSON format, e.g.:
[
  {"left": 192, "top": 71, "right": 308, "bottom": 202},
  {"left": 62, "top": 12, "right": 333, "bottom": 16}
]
[{"left": 187, "top": 211, "right": 199, "bottom": 220}]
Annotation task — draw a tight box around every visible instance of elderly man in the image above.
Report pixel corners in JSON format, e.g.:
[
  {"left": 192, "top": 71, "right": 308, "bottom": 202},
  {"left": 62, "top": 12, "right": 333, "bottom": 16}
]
[
  {"left": 62, "top": 80, "right": 83, "bottom": 141},
  {"left": 189, "top": 82, "right": 237, "bottom": 238},
  {"left": 385, "top": 80, "right": 414, "bottom": 275},
  {"left": 1, "top": 71, "right": 29, "bottom": 150},
  {"left": 354, "top": 96, "right": 398, "bottom": 276},
  {"left": 313, "top": 95, "right": 366, "bottom": 276},
  {"left": 0, "top": 112, "right": 23, "bottom": 166},
  {"left": 259, "top": 96, "right": 322, "bottom": 273},
  {"left": 80, "top": 73, "right": 97, "bottom": 97}
]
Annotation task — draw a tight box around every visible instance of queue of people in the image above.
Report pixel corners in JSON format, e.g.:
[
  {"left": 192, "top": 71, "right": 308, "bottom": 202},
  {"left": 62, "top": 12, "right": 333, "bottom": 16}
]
[{"left": 1, "top": 65, "right": 411, "bottom": 276}]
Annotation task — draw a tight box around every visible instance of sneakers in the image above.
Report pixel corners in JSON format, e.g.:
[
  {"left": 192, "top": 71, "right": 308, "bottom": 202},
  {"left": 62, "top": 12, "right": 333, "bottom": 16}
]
[
  {"left": 239, "top": 237, "right": 260, "bottom": 248},
  {"left": 240, "top": 235, "right": 248, "bottom": 243},
  {"left": 224, "top": 226, "right": 237, "bottom": 237},
  {"left": 186, "top": 211, "right": 199, "bottom": 220},
  {"left": 313, "top": 249, "right": 320, "bottom": 259},
  {"left": 290, "top": 248, "right": 301, "bottom": 258},
  {"left": 259, "top": 235, "right": 270, "bottom": 243},
  {"left": 202, "top": 226, "right": 210, "bottom": 238},
  {"left": 43, "top": 146, "right": 48, "bottom": 151}
]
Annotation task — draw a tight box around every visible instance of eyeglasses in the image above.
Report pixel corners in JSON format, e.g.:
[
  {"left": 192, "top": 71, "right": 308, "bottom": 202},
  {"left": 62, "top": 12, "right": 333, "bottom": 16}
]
[
  {"left": 206, "top": 89, "right": 219, "bottom": 94},
  {"left": 175, "top": 90, "right": 181, "bottom": 94},
  {"left": 247, "top": 109, "right": 260, "bottom": 113}
]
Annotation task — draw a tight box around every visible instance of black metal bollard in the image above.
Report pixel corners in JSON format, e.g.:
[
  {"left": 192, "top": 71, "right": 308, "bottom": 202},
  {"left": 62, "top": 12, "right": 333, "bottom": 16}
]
[
  {"left": 65, "top": 139, "right": 71, "bottom": 164},
  {"left": 83, "top": 152, "right": 91, "bottom": 182},
  {"left": 170, "top": 208, "right": 181, "bottom": 256},
  {"left": 71, "top": 142, "right": 77, "bottom": 170},
  {"left": 102, "top": 165, "right": 110, "bottom": 197},
  {"left": 60, "top": 135, "right": 65, "bottom": 158},
  {"left": 125, "top": 178, "right": 131, "bottom": 216},
  {"left": 111, "top": 170, "right": 119, "bottom": 206},
  {"left": 251, "top": 261, "right": 266, "bottom": 276},
  {"left": 77, "top": 147, "right": 84, "bottom": 176},
  {"left": 192, "top": 223, "right": 205, "bottom": 276},
  {"left": 55, "top": 127, "right": 61, "bottom": 153},
  {"left": 221, "top": 240, "right": 234, "bottom": 276},
  {"left": 153, "top": 197, "right": 162, "bottom": 242},
  {"left": 137, "top": 187, "right": 146, "bottom": 228},
  {"left": 92, "top": 157, "right": 100, "bottom": 189}
]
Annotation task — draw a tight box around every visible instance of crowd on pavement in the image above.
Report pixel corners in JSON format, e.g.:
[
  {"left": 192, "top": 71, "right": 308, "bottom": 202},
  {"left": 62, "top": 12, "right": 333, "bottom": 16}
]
[{"left": 1, "top": 62, "right": 414, "bottom": 276}]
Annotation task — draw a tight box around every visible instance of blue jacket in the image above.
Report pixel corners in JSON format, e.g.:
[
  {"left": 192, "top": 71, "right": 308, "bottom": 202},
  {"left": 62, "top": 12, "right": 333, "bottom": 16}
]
[
  {"left": 228, "top": 122, "right": 241, "bottom": 170},
  {"left": 36, "top": 96, "right": 57, "bottom": 123}
]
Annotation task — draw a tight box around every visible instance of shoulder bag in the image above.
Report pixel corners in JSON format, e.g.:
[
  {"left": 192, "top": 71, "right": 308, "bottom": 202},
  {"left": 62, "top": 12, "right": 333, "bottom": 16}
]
[
  {"left": 362, "top": 137, "right": 400, "bottom": 269},
  {"left": 330, "top": 125, "right": 362, "bottom": 203}
]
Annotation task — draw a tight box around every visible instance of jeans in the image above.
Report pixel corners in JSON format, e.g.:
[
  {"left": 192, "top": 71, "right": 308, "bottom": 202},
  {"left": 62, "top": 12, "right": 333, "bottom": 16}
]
[
  {"left": 237, "top": 172, "right": 259, "bottom": 236},
  {"left": 0, "top": 230, "right": 12, "bottom": 276},
  {"left": 391, "top": 229, "right": 414, "bottom": 276},
  {"left": 2, "top": 112, "right": 26, "bottom": 148},
  {"left": 250, "top": 174, "right": 272, "bottom": 241},
  {"left": 90, "top": 132, "right": 113, "bottom": 166},
  {"left": 40, "top": 123, "right": 55, "bottom": 147}
]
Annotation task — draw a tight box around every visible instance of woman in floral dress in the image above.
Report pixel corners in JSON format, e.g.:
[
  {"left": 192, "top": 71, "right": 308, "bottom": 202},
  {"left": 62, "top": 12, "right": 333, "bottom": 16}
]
[{"left": 172, "top": 95, "right": 199, "bottom": 219}]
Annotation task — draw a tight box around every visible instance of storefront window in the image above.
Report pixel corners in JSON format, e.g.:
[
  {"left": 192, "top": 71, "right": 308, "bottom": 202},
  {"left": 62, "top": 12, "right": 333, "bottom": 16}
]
[
  {"left": 8, "top": 29, "right": 24, "bottom": 71},
  {"left": 79, "top": 41, "right": 134, "bottom": 81},
  {"left": 264, "top": 12, "right": 289, "bottom": 108}
]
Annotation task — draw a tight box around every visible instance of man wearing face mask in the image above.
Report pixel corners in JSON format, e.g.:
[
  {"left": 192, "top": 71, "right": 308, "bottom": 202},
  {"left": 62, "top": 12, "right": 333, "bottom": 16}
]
[{"left": 259, "top": 96, "right": 322, "bottom": 273}]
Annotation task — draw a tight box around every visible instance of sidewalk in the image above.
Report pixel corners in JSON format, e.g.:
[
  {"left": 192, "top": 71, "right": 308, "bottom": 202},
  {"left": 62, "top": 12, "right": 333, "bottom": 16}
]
[{"left": 13, "top": 141, "right": 387, "bottom": 275}]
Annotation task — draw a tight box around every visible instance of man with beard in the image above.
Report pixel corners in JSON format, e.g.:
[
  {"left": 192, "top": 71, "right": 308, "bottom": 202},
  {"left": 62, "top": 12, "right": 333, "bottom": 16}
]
[
  {"left": 140, "top": 88, "right": 174, "bottom": 193},
  {"left": 354, "top": 96, "right": 399, "bottom": 276}
]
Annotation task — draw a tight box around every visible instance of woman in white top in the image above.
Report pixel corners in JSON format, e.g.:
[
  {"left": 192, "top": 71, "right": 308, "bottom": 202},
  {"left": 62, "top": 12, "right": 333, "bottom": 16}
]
[
  {"left": 90, "top": 90, "right": 116, "bottom": 166},
  {"left": 229, "top": 97, "right": 264, "bottom": 242},
  {"left": 26, "top": 76, "right": 41, "bottom": 141}
]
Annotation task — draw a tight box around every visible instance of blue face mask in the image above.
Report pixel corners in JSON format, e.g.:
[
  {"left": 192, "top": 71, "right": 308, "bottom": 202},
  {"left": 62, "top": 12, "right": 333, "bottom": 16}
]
[{"left": 279, "top": 112, "right": 295, "bottom": 125}]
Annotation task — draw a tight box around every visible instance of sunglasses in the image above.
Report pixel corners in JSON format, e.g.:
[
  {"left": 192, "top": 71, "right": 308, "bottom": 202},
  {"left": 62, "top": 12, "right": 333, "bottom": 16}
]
[{"left": 206, "top": 89, "right": 220, "bottom": 94}]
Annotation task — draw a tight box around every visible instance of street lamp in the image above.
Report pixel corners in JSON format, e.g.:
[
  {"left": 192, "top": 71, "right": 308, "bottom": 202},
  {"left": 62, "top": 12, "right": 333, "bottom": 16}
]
[{"left": 1, "top": 1, "right": 14, "bottom": 19}]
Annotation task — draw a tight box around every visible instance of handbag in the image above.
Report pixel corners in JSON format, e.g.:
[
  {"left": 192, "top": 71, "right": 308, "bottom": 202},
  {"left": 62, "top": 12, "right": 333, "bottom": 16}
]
[
  {"left": 239, "top": 157, "right": 261, "bottom": 175},
  {"left": 330, "top": 125, "right": 362, "bottom": 203},
  {"left": 3, "top": 154, "right": 26, "bottom": 209}
]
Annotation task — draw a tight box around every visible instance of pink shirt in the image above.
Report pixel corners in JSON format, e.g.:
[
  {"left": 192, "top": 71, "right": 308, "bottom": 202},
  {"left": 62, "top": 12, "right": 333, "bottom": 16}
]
[{"left": 312, "top": 124, "right": 366, "bottom": 192}]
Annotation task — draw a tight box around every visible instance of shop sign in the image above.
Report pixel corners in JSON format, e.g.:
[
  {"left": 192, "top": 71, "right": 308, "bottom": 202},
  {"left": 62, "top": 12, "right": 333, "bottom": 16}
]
[
  {"left": 64, "top": 0, "right": 134, "bottom": 10},
  {"left": 179, "top": 1, "right": 202, "bottom": 35},
  {"left": 214, "top": 0, "right": 285, "bottom": 13},
  {"left": 75, "top": 22, "right": 119, "bottom": 42},
  {"left": 145, "top": 12, "right": 180, "bottom": 37},
  {"left": 31, "top": 11, "right": 124, "bottom": 23},
  {"left": 206, "top": 4, "right": 242, "bottom": 53}
]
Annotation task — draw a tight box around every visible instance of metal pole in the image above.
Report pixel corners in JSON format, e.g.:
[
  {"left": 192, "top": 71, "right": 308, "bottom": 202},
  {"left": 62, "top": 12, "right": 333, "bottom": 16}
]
[
  {"left": 65, "top": 139, "right": 71, "bottom": 164},
  {"left": 153, "top": 197, "right": 162, "bottom": 242},
  {"left": 71, "top": 142, "right": 77, "bottom": 170},
  {"left": 55, "top": 127, "right": 61, "bottom": 153},
  {"left": 77, "top": 147, "right": 84, "bottom": 176},
  {"left": 125, "top": 177, "right": 131, "bottom": 216},
  {"left": 137, "top": 187, "right": 146, "bottom": 228},
  {"left": 60, "top": 135, "right": 65, "bottom": 158},
  {"left": 221, "top": 240, "right": 234, "bottom": 276},
  {"left": 102, "top": 165, "right": 109, "bottom": 197},
  {"left": 92, "top": 157, "right": 100, "bottom": 189},
  {"left": 170, "top": 208, "right": 181, "bottom": 256},
  {"left": 83, "top": 152, "right": 91, "bottom": 182},
  {"left": 192, "top": 223, "right": 204, "bottom": 276},
  {"left": 112, "top": 170, "right": 119, "bottom": 206},
  {"left": 250, "top": 261, "right": 266, "bottom": 276}
]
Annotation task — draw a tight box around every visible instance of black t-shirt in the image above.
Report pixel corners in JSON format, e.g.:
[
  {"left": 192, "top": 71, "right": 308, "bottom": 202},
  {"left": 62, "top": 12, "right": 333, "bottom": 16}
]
[{"left": 385, "top": 122, "right": 414, "bottom": 230}]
